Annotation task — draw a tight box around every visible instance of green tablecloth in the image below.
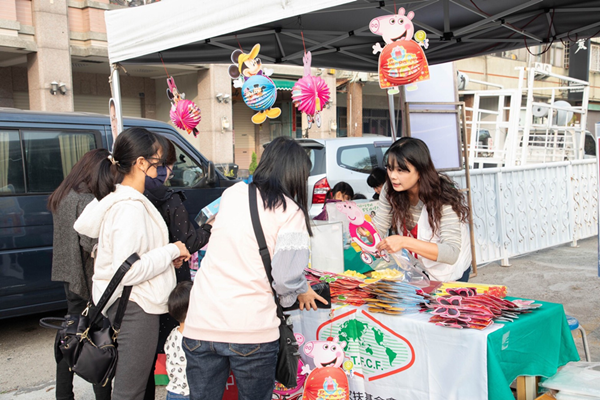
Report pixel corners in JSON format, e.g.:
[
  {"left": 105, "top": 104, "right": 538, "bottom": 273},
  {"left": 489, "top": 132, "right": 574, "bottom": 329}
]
[{"left": 487, "top": 297, "right": 580, "bottom": 400}]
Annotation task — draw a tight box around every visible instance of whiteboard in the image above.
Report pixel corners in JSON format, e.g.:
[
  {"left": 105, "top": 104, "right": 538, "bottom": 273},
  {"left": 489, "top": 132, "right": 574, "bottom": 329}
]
[{"left": 404, "top": 62, "right": 462, "bottom": 171}]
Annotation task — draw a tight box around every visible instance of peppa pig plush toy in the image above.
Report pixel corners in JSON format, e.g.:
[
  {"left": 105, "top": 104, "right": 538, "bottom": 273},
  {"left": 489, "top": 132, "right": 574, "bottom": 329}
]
[
  {"left": 335, "top": 201, "right": 390, "bottom": 265},
  {"left": 369, "top": 8, "right": 430, "bottom": 93},
  {"left": 301, "top": 337, "right": 349, "bottom": 400}
]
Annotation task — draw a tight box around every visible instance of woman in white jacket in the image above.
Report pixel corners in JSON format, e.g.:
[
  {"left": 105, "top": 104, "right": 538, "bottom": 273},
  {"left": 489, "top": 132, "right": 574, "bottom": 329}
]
[
  {"left": 74, "top": 128, "right": 190, "bottom": 400},
  {"left": 373, "top": 137, "right": 471, "bottom": 282}
]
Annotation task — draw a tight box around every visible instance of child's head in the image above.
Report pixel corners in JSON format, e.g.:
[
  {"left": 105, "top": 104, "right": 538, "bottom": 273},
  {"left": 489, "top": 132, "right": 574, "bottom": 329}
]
[
  {"left": 327, "top": 182, "right": 354, "bottom": 201},
  {"left": 367, "top": 167, "right": 387, "bottom": 194},
  {"left": 168, "top": 281, "right": 193, "bottom": 324}
]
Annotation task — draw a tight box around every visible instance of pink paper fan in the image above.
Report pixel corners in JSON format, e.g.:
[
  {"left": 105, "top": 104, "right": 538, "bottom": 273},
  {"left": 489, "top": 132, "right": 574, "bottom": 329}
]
[
  {"left": 292, "top": 75, "right": 330, "bottom": 116},
  {"left": 170, "top": 99, "right": 201, "bottom": 137}
]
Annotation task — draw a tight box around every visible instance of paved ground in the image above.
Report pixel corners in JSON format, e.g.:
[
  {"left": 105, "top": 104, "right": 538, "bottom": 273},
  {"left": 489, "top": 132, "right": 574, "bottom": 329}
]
[{"left": 1, "top": 237, "right": 598, "bottom": 399}]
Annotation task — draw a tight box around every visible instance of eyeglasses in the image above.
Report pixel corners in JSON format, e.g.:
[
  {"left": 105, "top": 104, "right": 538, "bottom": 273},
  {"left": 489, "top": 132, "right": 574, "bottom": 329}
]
[
  {"left": 146, "top": 157, "right": 165, "bottom": 168},
  {"left": 446, "top": 287, "right": 477, "bottom": 297},
  {"left": 166, "top": 166, "right": 175, "bottom": 180}
]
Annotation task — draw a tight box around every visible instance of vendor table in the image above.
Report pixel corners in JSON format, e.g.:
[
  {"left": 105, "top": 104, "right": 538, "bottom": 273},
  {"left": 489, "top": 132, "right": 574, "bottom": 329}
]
[{"left": 288, "top": 297, "right": 579, "bottom": 400}]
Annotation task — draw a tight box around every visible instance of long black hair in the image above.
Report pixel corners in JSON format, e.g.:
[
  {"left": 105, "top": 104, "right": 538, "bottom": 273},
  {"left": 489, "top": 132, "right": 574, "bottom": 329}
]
[
  {"left": 252, "top": 136, "right": 312, "bottom": 235},
  {"left": 384, "top": 137, "right": 469, "bottom": 235},
  {"left": 47, "top": 148, "right": 113, "bottom": 213},
  {"left": 96, "top": 127, "right": 164, "bottom": 188}
]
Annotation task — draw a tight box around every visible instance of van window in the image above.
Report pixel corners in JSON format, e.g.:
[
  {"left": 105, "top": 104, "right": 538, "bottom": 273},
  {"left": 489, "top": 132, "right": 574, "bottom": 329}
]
[
  {"left": 305, "top": 147, "right": 326, "bottom": 176},
  {"left": 0, "top": 130, "right": 25, "bottom": 194},
  {"left": 22, "top": 130, "right": 97, "bottom": 193},
  {"left": 338, "top": 145, "right": 377, "bottom": 173},
  {"left": 166, "top": 142, "right": 205, "bottom": 188}
]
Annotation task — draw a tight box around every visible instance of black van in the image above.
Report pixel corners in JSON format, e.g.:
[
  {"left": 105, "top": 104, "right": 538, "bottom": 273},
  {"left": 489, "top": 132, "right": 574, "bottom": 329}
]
[{"left": 0, "top": 109, "right": 236, "bottom": 319}]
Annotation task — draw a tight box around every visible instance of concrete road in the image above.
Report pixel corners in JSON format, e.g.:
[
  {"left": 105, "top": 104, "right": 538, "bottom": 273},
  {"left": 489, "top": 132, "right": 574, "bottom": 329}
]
[{"left": 1, "top": 237, "right": 598, "bottom": 398}]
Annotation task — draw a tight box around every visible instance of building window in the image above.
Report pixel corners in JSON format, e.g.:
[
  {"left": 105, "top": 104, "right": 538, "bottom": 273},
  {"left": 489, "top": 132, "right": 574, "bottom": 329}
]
[
  {"left": 363, "top": 109, "right": 392, "bottom": 137},
  {"left": 563, "top": 41, "right": 570, "bottom": 69},
  {"left": 337, "top": 107, "right": 348, "bottom": 137},
  {"left": 591, "top": 44, "right": 600, "bottom": 72}
]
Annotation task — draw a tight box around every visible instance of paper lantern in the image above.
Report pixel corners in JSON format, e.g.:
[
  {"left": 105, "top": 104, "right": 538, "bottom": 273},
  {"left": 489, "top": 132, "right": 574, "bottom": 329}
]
[
  {"left": 302, "top": 367, "right": 349, "bottom": 400},
  {"left": 170, "top": 99, "right": 201, "bottom": 137},
  {"left": 242, "top": 75, "right": 277, "bottom": 112},
  {"left": 292, "top": 76, "right": 330, "bottom": 117},
  {"left": 378, "top": 39, "right": 430, "bottom": 89}
]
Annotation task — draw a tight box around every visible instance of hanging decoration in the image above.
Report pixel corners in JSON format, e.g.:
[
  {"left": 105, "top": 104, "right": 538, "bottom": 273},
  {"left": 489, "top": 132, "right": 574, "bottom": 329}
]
[
  {"left": 292, "top": 52, "right": 331, "bottom": 129},
  {"left": 369, "top": 8, "right": 430, "bottom": 94},
  {"left": 228, "top": 44, "right": 281, "bottom": 124},
  {"left": 166, "top": 76, "right": 201, "bottom": 137}
]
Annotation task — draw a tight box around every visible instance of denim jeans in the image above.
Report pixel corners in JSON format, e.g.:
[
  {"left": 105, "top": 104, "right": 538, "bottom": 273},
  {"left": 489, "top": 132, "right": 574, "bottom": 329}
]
[
  {"left": 183, "top": 338, "right": 278, "bottom": 400},
  {"left": 166, "top": 391, "right": 189, "bottom": 400}
]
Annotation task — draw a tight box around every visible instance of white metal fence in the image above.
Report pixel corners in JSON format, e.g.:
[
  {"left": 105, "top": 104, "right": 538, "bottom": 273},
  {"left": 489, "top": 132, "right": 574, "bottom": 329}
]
[{"left": 446, "top": 159, "right": 598, "bottom": 266}]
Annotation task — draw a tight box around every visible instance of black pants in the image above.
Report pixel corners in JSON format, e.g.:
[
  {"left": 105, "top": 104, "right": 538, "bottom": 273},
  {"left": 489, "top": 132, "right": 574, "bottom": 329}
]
[
  {"left": 56, "top": 284, "right": 112, "bottom": 400},
  {"left": 456, "top": 266, "right": 472, "bottom": 283}
]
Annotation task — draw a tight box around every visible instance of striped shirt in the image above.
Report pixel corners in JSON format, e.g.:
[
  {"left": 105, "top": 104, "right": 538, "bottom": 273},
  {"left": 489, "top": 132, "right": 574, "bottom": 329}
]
[{"left": 373, "top": 183, "right": 462, "bottom": 265}]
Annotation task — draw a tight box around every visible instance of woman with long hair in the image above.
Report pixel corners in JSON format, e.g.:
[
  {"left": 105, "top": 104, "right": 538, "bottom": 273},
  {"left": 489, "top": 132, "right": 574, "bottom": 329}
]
[
  {"left": 48, "top": 148, "right": 114, "bottom": 400},
  {"left": 373, "top": 137, "right": 471, "bottom": 282},
  {"left": 142, "top": 137, "right": 213, "bottom": 400},
  {"left": 74, "top": 128, "right": 191, "bottom": 400},
  {"left": 183, "top": 136, "right": 327, "bottom": 400}
]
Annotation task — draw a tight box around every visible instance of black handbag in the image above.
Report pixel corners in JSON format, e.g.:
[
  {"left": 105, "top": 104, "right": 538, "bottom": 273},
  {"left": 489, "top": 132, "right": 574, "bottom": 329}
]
[
  {"left": 248, "top": 183, "right": 300, "bottom": 389},
  {"left": 40, "top": 253, "right": 140, "bottom": 387}
]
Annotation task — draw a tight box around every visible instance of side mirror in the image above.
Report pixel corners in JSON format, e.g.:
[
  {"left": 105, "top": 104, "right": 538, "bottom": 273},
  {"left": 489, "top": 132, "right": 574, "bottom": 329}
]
[{"left": 207, "top": 161, "right": 217, "bottom": 186}]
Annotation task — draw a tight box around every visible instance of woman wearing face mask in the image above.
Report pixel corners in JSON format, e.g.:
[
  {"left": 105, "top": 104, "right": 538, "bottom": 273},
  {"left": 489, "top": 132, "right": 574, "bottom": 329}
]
[
  {"left": 74, "top": 128, "right": 191, "bottom": 400},
  {"left": 372, "top": 137, "right": 471, "bottom": 282},
  {"left": 143, "top": 137, "right": 212, "bottom": 400}
]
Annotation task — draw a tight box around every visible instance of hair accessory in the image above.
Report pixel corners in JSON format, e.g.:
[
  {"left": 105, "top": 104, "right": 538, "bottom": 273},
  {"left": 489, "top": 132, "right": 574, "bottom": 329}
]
[{"left": 107, "top": 154, "right": 119, "bottom": 166}]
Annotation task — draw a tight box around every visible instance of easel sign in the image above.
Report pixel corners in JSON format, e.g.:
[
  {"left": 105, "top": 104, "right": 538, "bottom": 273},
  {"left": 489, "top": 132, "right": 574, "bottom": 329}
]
[{"left": 403, "top": 63, "right": 461, "bottom": 171}]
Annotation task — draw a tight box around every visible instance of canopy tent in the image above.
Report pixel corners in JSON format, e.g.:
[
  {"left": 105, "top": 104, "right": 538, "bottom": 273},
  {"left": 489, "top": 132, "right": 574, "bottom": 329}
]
[{"left": 106, "top": 0, "right": 600, "bottom": 71}]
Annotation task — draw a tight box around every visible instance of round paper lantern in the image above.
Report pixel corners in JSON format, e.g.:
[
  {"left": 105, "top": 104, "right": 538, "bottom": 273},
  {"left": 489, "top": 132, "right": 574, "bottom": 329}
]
[
  {"left": 242, "top": 75, "right": 277, "bottom": 111},
  {"left": 292, "top": 75, "right": 330, "bottom": 116},
  {"left": 302, "top": 366, "right": 349, "bottom": 400},
  {"left": 378, "top": 39, "right": 430, "bottom": 89},
  {"left": 170, "top": 99, "right": 201, "bottom": 137}
]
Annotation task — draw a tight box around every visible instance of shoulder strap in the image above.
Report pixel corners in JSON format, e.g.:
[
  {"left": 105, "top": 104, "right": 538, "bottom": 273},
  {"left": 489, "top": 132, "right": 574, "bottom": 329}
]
[
  {"left": 248, "top": 183, "right": 285, "bottom": 321},
  {"left": 89, "top": 253, "right": 140, "bottom": 325}
]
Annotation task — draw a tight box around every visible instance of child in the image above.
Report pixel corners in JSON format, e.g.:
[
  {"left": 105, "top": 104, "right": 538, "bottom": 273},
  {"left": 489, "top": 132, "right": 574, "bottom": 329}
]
[
  {"left": 165, "top": 281, "right": 193, "bottom": 400},
  {"left": 313, "top": 182, "right": 354, "bottom": 221},
  {"left": 367, "top": 167, "right": 386, "bottom": 200}
]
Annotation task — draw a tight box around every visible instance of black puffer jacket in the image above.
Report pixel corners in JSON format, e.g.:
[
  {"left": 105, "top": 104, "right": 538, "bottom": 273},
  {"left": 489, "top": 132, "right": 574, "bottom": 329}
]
[{"left": 144, "top": 185, "right": 211, "bottom": 282}]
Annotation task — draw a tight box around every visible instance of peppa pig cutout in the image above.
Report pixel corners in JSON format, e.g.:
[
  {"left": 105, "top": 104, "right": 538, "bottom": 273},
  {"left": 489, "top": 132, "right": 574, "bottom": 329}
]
[
  {"left": 369, "top": 8, "right": 430, "bottom": 93},
  {"left": 301, "top": 337, "right": 349, "bottom": 400},
  {"left": 336, "top": 201, "right": 390, "bottom": 266},
  {"left": 228, "top": 44, "right": 281, "bottom": 125}
]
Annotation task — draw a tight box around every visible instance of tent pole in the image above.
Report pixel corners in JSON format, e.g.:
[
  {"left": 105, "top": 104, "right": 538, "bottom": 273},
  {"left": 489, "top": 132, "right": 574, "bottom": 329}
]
[
  {"left": 109, "top": 63, "right": 124, "bottom": 142},
  {"left": 388, "top": 91, "right": 397, "bottom": 141}
]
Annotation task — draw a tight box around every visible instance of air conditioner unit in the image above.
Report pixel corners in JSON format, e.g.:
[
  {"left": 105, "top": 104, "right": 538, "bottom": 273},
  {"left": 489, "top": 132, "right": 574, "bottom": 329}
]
[{"left": 534, "top": 62, "right": 552, "bottom": 75}]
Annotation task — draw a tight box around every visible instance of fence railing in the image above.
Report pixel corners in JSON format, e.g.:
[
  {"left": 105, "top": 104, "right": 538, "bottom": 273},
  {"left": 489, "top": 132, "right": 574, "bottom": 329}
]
[{"left": 446, "top": 159, "right": 598, "bottom": 266}]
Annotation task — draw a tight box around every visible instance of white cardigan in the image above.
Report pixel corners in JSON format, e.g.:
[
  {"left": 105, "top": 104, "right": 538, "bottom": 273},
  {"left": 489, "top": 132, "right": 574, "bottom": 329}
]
[{"left": 74, "top": 184, "right": 179, "bottom": 315}]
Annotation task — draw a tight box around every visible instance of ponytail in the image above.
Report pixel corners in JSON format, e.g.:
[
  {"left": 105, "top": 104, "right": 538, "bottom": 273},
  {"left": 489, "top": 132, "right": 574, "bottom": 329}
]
[{"left": 89, "top": 157, "right": 116, "bottom": 200}]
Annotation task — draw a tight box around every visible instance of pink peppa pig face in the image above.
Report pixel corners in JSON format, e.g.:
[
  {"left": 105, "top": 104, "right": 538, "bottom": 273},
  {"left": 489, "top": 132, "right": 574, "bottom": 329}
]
[
  {"left": 336, "top": 201, "right": 365, "bottom": 226},
  {"left": 304, "top": 338, "right": 347, "bottom": 369},
  {"left": 369, "top": 8, "right": 415, "bottom": 44}
]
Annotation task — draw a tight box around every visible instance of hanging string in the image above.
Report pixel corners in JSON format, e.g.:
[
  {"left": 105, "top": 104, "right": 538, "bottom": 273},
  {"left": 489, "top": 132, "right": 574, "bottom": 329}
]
[
  {"left": 158, "top": 52, "right": 170, "bottom": 78},
  {"left": 523, "top": 8, "right": 554, "bottom": 57},
  {"left": 301, "top": 31, "right": 307, "bottom": 55},
  {"left": 394, "top": 1, "right": 397, "bottom": 14},
  {"left": 235, "top": 34, "right": 243, "bottom": 51}
]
